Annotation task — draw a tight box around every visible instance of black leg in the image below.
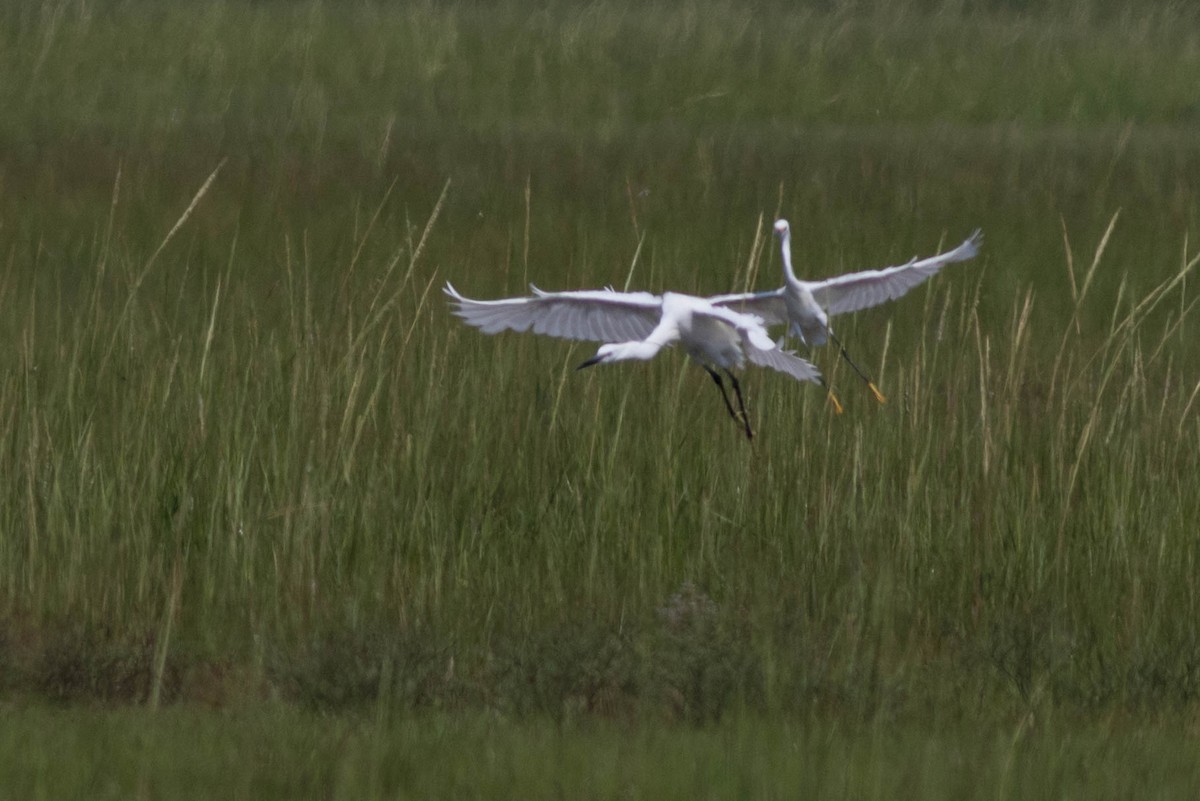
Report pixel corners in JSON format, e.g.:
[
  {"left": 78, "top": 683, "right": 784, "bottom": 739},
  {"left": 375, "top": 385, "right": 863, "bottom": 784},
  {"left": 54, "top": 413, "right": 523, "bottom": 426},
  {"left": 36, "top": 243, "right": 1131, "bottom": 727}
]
[
  {"left": 703, "top": 365, "right": 740, "bottom": 422},
  {"left": 827, "top": 329, "right": 886, "bottom": 404},
  {"left": 722, "top": 369, "right": 754, "bottom": 440}
]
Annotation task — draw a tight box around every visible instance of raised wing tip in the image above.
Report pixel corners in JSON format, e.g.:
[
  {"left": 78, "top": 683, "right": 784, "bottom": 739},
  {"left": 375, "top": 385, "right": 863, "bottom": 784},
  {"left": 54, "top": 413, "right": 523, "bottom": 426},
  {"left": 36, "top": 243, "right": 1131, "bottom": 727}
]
[
  {"left": 944, "top": 229, "right": 983, "bottom": 261},
  {"left": 443, "top": 281, "right": 463, "bottom": 299},
  {"left": 965, "top": 228, "right": 984, "bottom": 250}
]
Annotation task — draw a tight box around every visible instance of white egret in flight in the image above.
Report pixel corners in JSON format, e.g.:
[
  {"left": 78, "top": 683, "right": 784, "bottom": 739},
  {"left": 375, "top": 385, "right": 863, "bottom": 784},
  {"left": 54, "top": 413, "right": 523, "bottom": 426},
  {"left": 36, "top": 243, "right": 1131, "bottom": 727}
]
[
  {"left": 444, "top": 283, "right": 839, "bottom": 439},
  {"left": 711, "top": 220, "right": 982, "bottom": 403}
]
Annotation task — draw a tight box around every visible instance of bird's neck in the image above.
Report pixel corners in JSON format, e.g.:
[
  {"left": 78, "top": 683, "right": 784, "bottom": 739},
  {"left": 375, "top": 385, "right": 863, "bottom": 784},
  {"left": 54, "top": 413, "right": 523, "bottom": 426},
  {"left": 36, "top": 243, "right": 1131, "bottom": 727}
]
[
  {"left": 780, "top": 232, "right": 800, "bottom": 285},
  {"left": 611, "top": 340, "right": 664, "bottom": 362}
]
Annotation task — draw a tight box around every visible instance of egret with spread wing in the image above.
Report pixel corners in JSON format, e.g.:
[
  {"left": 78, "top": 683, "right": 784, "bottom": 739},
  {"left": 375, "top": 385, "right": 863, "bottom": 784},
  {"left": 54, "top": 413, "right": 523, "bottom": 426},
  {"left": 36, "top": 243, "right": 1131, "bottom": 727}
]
[
  {"left": 444, "top": 283, "right": 838, "bottom": 439},
  {"left": 711, "top": 220, "right": 982, "bottom": 403}
]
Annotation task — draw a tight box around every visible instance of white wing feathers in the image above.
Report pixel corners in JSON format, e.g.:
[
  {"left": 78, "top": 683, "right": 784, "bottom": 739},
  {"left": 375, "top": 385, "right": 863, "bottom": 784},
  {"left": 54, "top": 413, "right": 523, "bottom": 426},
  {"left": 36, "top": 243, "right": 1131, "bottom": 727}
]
[
  {"left": 444, "top": 283, "right": 662, "bottom": 343},
  {"left": 706, "top": 287, "right": 789, "bottom": 326},
  {"left": 692, "top": 302, "right": 820, "bottom": 383},
  {"left": 447, "top": 283, "right": 823, "bottom": 389},
  {"left": 745, "top": 344, "right": 822, "bottom": 384},
  {"left": 812, "top": 229, "right": 983, "bottom": 316},
  {"left": 709, "top": 230, "right": 982, "bottom": 321},
  {"left": 732, "top": 317, "right": 778, "bottom": 353}
]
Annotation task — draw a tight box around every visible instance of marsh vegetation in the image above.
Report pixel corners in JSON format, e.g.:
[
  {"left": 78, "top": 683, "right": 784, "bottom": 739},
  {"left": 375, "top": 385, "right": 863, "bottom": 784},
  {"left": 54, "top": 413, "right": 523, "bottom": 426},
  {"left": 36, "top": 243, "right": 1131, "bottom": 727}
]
[{"left": 1, "top": 1, "right": 1199, "bottom": 797}]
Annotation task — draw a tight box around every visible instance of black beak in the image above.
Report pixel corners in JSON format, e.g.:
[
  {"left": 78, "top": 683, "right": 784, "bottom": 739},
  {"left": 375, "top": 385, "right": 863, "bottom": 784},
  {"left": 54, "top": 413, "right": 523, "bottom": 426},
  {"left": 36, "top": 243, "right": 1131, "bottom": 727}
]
[{"left": 576, "top": 355, "right": 604, "bottom": 371}]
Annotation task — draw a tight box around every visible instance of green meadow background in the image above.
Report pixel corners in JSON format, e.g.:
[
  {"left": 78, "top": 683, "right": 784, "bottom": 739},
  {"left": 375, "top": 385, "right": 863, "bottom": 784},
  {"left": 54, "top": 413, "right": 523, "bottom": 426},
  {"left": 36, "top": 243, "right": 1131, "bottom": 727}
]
[{"left": 2, "top": 0, "right": 1200, "bottom": 797}]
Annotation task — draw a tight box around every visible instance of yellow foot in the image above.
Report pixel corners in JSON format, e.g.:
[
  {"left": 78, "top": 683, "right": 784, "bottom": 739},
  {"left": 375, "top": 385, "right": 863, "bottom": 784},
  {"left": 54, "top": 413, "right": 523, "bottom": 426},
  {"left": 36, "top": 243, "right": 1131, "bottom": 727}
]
[
  {"left": 867, "top": 382, "right": 887, "bottom": 405},
  {"left": 828, "top": 391, "right": 844, "bottom": 415}
]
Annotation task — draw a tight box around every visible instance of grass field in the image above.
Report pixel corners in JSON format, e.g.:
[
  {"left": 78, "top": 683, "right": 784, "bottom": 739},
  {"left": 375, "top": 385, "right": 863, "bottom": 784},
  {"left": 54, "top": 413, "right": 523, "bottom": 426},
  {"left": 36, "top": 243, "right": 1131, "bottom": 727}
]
[{"left": 2, "top": 0, "right": 1200, "bottom": 797}]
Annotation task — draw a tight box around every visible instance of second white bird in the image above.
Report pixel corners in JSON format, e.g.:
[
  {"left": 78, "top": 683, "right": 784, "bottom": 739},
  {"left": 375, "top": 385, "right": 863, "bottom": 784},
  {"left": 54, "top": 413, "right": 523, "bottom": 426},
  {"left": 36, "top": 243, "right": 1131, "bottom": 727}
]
[{"left": 712, "top": 220, "right": 983, "bottom": 403}]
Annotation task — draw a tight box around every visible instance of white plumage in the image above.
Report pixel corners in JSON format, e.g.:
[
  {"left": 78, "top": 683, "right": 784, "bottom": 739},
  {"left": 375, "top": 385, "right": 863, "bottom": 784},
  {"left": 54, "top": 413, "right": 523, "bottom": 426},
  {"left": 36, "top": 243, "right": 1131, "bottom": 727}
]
[
  {"left": 444, "top": 283, "right": 836, "bottom": 438},
  {"left": 711, "top": 219, "right": 982, "bottom": 402}
]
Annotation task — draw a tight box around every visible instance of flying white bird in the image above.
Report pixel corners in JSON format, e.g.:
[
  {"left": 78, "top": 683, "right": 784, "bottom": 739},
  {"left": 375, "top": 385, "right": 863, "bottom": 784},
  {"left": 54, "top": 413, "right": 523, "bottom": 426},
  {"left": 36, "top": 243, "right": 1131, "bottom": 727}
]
[
  {"left": 444, "top": 283, "right": 839, "bottom": 439},
  {"left": 711, "top": 220, "right": 983, "bottom": 403}
]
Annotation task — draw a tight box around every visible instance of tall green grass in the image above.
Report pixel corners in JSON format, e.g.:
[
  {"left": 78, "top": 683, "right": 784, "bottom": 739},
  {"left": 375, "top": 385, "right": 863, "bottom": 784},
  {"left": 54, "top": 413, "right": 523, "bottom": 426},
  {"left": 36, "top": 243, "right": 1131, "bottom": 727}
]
[{"left": 1, "top": 2, "right": 1199, "bottom": 789}]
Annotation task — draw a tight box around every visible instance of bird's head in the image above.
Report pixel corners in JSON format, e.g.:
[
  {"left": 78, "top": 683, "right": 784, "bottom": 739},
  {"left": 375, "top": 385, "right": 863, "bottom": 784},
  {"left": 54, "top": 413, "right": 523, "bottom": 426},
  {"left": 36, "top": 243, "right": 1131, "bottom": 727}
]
[
  {"left": 773, "top": 219, "right": 790, "bottom": 238},
  {"left": 576, "top": 343, "right": 619, "bottom": 370},
  {"left": 577, "top": 341, "right": 662, "bottom": 370}
]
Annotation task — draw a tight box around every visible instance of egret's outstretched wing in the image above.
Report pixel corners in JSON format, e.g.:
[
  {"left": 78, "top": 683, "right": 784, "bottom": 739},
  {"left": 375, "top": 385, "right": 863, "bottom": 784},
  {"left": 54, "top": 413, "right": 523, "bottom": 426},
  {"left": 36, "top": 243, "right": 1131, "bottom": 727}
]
[
  {"left": 708, "top": 287, "right": 789, "bottom": 326},
  {"left": 444, "top": 283, "right": 662, "bottom": 343},
  {"left": 692, "top": 302, "right": 772, "bottom": 339},
  {"left": 811, "top": 230, "right": 982, "bottom": 317},
  {"left": 744, "top": 344, "right": 823, "bottom": 385}
]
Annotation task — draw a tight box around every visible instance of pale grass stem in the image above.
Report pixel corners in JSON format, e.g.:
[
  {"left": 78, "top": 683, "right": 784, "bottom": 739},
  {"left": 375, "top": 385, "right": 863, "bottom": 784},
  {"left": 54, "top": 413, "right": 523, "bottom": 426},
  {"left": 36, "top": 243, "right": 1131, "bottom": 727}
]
[{"left": 100, "top": 158, "right": 227, "bottom": 376}]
